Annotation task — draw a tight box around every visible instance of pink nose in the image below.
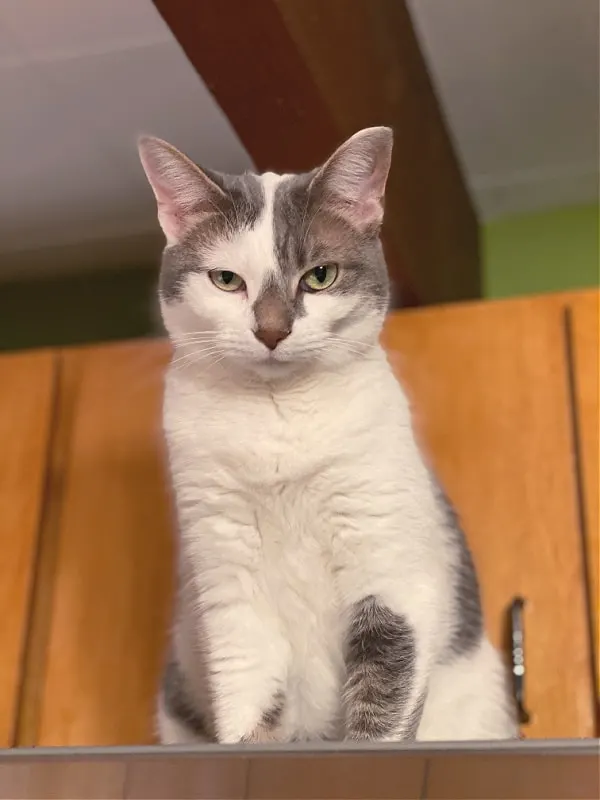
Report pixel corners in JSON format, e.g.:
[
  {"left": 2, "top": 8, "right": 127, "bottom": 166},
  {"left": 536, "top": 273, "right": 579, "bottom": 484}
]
[{"left": 254, "top": 327, "right": 290, "bottom": 350}]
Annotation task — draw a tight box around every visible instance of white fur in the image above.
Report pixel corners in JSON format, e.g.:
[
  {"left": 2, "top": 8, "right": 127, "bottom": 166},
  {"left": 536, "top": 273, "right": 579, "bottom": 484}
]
[{"left": 156, "top": 170, "right": 517, "bottom": 744}]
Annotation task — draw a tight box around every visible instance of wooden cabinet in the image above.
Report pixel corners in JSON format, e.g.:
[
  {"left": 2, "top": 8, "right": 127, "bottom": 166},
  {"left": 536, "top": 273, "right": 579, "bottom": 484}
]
[
  {"left": 0, "top": 290, "right": 598, "bottom": 746},
  {"left": 17, "top": 343, "right": 174, "bottom": 747},
  {"left": 0, "top": 351, "right": 56, "bottom": 747},
  {"left": 566, "top": 292, "right": 599, "bottom": 707}
]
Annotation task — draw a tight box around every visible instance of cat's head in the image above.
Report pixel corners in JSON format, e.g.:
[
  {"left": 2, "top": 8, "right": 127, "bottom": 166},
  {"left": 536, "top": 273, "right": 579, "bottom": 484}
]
[{"left": 138, "top": 127, "right": 393, "bottom": 379}]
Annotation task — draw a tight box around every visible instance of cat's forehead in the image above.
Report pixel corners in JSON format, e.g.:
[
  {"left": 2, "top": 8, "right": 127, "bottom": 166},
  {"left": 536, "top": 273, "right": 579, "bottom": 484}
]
[
  {"left": 160, "top": 168, "right": 366, "bottom": 303},
  {"left": 204, "top": 170, "right": 316, "bottom": 292}
]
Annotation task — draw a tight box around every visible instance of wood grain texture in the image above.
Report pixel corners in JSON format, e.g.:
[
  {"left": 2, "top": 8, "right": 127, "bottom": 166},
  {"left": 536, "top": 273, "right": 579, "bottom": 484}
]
[
  {"left": 568, "top": 290, "right": 600, "bottom": 703},
  {"left": 0, "top": 351, "right": 56, "bottom": 747},
  {"left": 151, "top": 0, "right": 481, "bottom": 306},
  {"left": 27, "top": 341, "right": 174, "bottom": 746},
  {"left": 15, "top": 353, "right": 83, "bottom": 746},
  {"left": 382, "top": 292, "right": 597, "bottom": 738}
]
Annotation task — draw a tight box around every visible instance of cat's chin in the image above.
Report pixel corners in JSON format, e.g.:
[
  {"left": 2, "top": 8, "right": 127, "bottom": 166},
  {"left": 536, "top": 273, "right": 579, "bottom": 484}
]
[{"left": 245, "top": 357, "right": 302, "bottom": 381}]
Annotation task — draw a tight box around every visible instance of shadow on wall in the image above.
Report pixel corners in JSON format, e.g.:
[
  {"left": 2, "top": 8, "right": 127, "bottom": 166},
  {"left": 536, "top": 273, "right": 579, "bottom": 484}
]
[{"left": 0, "top": 266, "right": 163, "bottom": 353}]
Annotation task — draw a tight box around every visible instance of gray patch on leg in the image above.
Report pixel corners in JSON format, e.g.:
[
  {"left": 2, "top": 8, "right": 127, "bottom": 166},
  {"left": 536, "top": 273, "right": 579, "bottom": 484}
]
[
  {"left": 240, "top": 689, "right": 286, "bottom": 744},
  {"left": 162, "top": 660, "right": 215, "bottom": 741},
  {"left": 344, "top": 596, "right": 416, "bottom": 740},
  {"left": 403, "top": 691, "right": 427, "bottom": 740},
  {"left": 436, "top": 486, "right": 484, "bottom": 658},
  {"left": 261, "top": 689, "right": 285, "bottom": 728}
]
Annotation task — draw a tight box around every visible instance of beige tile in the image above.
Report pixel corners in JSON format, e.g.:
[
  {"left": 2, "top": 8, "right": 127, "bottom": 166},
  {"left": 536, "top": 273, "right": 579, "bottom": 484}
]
[
  {"left": 125, "top": 755, "right": 249, "bottom": 799},
  {"left": 0, "top": 760, "right": 127, "bottom": 799},
  {"left": 247, "top": 753, "right": 426, "bottom": 799},
  {"left": 425, "top": 753, "right": 600, "bottom": 800}
]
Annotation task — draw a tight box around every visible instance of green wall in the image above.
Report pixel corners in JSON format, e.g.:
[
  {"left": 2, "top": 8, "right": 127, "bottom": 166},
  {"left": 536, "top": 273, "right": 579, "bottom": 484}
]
[{"left": 483, "top": 203, "right": 599, "bottom": 299}]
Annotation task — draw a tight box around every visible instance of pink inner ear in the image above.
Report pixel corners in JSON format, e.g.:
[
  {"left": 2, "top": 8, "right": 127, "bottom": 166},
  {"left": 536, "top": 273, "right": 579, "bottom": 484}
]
[
  {"left": 156, "top": 199, "right": 187, "bottom": 245},
  {"left": 139, "top": 137, "right": 223, "bottom": 246},
  {"left": 317, "top": 128, "right": 393, "bottom": 232},
  {"left": 152, "top": 178, "right": 206, "bottom": 245}
]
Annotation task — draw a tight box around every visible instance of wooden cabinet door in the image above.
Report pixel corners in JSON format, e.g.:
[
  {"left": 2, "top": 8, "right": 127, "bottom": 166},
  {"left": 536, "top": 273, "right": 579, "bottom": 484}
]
[
  {"left": 567, "top": 290, "right": 599, "bottom": 706},
  {"left": 383, "top": 293, "right": 597, "bottom": 738},
  {"left": 0, "top": 350, "right": 56, "bottom": 747},
  {"left": 18, "top": 342, "right": 174, "bottom": 747}
]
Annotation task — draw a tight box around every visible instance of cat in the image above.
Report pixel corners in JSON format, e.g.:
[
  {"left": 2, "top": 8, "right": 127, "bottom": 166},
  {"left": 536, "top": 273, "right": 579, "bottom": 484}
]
[{"left": 138, "top": 127, "right": 518, "bottom": 744}]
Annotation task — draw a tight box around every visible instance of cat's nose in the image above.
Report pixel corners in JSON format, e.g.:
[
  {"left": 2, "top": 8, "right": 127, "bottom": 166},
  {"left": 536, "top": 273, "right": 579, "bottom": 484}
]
[{"left": 253, "top": 326, "right": 291, "bottom": 350}]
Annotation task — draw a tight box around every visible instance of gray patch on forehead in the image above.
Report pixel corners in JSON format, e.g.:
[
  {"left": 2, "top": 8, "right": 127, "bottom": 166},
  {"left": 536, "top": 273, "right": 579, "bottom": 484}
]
[
  {"left": 271, "top": 173, "right": 390, "bottom": 329},
  {"left": 272, "top": 171, "right": 316, "bottom": 280},
  {"left": 159, "top": 170, "right": 264, "bottom": 302}
]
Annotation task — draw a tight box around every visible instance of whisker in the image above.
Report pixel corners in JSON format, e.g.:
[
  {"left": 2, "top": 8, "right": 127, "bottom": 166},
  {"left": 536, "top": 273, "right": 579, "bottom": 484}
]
[
  {"left": 173, "top": 339, "right": 220, "bottom": 348},
  {"left": 171, "top": 347, "right": 223, "bottom": 368},
  {"left": 174, "top": 331, "right": 222, "bottom": 341}
]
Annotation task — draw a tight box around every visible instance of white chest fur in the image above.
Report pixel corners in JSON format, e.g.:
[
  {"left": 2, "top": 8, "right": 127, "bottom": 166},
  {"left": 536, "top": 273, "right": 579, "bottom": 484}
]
[{"left": 164, "top": 350, "right": 447, "bottom": 740}]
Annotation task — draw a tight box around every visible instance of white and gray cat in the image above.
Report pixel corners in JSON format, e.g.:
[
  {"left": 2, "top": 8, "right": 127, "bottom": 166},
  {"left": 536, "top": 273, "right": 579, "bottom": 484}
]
[{"left": 138, "top": 127, "right": 517, "bottom": 744}]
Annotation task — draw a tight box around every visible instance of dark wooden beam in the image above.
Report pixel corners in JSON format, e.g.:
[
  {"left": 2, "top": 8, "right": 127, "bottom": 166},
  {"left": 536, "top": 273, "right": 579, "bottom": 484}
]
[{"left": 152, "top": 0, "right": 481, "bottom": 306}]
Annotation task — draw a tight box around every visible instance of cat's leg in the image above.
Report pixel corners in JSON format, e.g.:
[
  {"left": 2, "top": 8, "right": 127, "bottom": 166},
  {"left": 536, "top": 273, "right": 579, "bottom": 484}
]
[
  {"left": 341, "top": 593, "right": 431, "bottom": 741},
  {"left": 417, "top": 637, "right": 518, "bottom": 741},
  {"left": 156, "top": 661, "right": 213, "bottom": 744},
  {"left": 181, "top": 520, "right": 290, "bottom": 744},
  {"left": 201, "top": 594, "right": 289, "bottom": 743},
  {"left": 332, "top": 500, "right": 445, "bottom": 742}
]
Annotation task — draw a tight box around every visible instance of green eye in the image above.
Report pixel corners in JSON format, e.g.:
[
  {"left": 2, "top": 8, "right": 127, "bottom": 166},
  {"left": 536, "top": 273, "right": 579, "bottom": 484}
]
[
  {"left": 301, "top": 264, "right": 338, "bottom": 292},
  {"left": 209, "top": 270, "right": 245, "bottom": 292}
]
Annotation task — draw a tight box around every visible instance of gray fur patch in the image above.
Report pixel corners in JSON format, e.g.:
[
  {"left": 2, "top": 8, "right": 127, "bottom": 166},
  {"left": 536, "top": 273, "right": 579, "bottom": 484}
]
[
  {"left": 261, "top": 690, "right": 285, "bottom": 729},
  {"left": 272, "top": 174, "right": 390, "bottom": 328},
  {"left": 252, "top": 281, "right": 294, "bottom": 345},
  {"left": 344, "top": 596, "right": 416, "bottom": 740},
  {"left": 437, "top": 487, "right": 484, "bottom": 657},
  {"left": 159, "top": 171, "right": 264, "bottom": 302},
  {"left": 404, "top": 691, "right": 427, "bottom": 739},
  {"left": 162, "top": 660, "right": 214, "bottom": 741}
]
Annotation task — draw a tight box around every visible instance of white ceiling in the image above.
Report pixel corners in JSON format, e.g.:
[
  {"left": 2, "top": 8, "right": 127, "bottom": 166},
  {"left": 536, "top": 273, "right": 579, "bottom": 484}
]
[
  {"left": 407, "top": 0, "right": 599, "bottom": 220},
  {"left": 0, "top": 0, "right": 253, "bottom": 278},
  {"left": 0, "top": 0, "right": 597, "bottom": 279}
]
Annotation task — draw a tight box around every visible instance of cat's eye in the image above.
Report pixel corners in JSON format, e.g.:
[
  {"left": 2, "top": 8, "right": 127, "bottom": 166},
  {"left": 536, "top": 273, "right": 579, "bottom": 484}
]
[
  {"left": 300, "top": 264, "right": 338, "bottom": 292},
  {"left": 209, "top": 270, "right": 245, "bottom": 292}
]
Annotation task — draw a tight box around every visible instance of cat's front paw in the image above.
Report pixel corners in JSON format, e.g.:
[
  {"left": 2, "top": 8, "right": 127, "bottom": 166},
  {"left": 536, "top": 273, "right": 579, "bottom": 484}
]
[{"left": 241, "top": 722, "right": 283, "bottom": 744}]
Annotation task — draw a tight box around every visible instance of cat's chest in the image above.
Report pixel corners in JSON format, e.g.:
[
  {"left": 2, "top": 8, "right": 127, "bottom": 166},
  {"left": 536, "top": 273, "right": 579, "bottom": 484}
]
[{"left": 170, "top": 379, "right": 366, "bottom": 488}]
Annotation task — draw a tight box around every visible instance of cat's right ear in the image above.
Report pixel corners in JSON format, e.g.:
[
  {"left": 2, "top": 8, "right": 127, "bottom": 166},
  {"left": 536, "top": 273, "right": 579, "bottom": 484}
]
[{"left": 138, "top": 136, "right": 226, "bottom": 245}]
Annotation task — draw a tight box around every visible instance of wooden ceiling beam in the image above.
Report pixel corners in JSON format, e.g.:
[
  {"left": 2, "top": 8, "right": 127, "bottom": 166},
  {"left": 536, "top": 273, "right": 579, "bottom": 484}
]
[{"left": 152, "top": 0, "right": 482, "bottom": 306}]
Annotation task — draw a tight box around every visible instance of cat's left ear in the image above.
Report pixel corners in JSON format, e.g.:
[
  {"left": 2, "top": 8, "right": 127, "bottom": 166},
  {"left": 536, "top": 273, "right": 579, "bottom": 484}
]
[
  {"left": 313, "top": 126, "right": 393, "bottom": 233},
  {"left": 138, "top": 136, "right": 227, "bottom": 245}
]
